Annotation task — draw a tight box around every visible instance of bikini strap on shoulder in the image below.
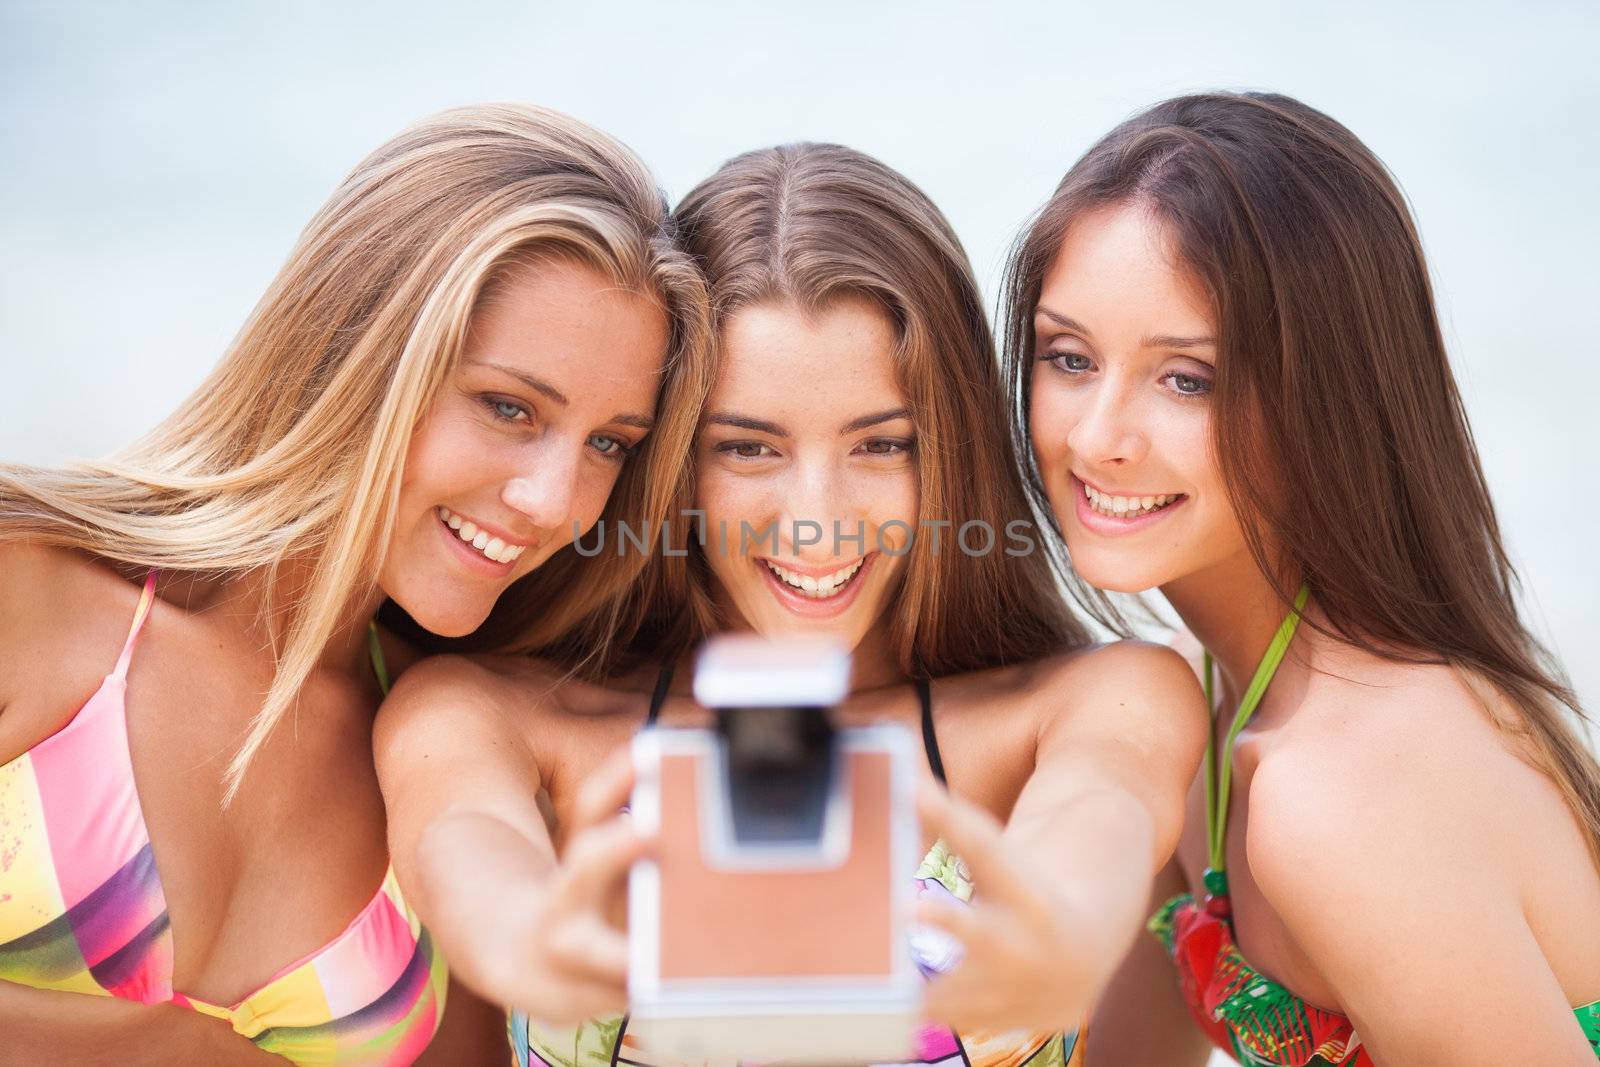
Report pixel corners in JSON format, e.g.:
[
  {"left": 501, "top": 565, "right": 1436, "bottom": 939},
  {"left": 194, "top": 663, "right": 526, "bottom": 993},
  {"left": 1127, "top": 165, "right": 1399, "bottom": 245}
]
[
  {"left": 646, "top": 663, "right": 674, "bottom": 727},
  {"left": 916, "top": 677, "right": 947, "bottom": 786},
  {"left": 112, "top": 569, "right": 158, "bottom": 681}
]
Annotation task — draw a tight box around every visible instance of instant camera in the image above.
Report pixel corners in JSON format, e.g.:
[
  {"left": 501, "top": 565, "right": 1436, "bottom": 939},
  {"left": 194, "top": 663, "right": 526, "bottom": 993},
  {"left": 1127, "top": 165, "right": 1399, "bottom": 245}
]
[{"left": 627, "top": 635, "right": 922, "bottom": 1063}]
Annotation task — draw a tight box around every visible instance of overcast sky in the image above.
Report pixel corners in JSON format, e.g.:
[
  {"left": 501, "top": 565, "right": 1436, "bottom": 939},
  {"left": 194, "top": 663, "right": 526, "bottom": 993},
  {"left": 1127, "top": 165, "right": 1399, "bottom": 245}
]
[{"left": 3, "top": 0, "right": 1596, "bottom": 747}]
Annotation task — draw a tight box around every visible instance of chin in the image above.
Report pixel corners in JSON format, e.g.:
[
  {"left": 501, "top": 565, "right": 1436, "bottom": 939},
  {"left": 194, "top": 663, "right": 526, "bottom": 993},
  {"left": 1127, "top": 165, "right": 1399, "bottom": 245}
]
[
  {"left": 394, "top": 598, "right": 494, "bottom": 640},
  {"left": 1067, "top": 551, "right": 1168, "bottom": 595}
]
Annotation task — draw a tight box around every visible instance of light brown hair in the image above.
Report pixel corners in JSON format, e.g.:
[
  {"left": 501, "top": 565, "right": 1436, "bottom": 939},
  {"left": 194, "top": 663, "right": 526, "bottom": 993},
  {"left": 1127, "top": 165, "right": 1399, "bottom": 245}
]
[
  {"left": 636, "top": 142, "right": 1086, "bottom": 677},
  {"left": 1002, "top": 91, "right": 1600, "bottom": 860},
  {"left": 1, "top": 104, "right": 712, "bottom": 794}
]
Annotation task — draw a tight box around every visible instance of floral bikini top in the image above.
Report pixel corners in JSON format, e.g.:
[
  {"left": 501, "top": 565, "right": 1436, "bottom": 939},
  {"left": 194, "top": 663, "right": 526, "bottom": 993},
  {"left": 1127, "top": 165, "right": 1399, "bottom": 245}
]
[
  {"left": 0, "top": 571, "right": 448, "bottom": 1065},
  {"left": 1149, "top": 587, "right": 1600, "bottom": 1064},
  {"left": 509, "top": 671, "right": 1084, "bottom": 1067}
]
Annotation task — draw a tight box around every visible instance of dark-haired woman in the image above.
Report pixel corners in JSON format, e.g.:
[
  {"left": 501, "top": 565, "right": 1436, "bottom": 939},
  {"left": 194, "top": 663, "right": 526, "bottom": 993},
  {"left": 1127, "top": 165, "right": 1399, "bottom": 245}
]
[
  {"left": 377, "top": 142, "right": 1211, "bottom": 1065},
  {"left": 1005, "top": 91, "right": 1600, "bottom": 1064}
]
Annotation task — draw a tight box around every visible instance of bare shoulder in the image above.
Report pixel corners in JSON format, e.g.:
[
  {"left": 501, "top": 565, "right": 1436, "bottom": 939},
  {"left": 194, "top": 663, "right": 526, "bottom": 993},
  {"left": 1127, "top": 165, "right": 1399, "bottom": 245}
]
[
  {"left": 944, "top": 640, "right": 1199, "bottom": 708},
  {"left": 377, "top": 653, "right": 574, "bottom": 740},
  {"left": 375, "top": 653, "right": 645, "bottom": 772},
  {"left": 0, "top": 542, "right": 148, "bottom": 757},
  {"left": 935, "top": 641, "right": 1207, "bottom": 765},
  {"left": 1246, "top": 653, "right": 1538, "bottom": 909},
  {"left": 1031, "top": 640, "right": 1208, "bottom": 749},
  {"left": 1050, "top": 639, "right": 1204, "bottom": 697}
]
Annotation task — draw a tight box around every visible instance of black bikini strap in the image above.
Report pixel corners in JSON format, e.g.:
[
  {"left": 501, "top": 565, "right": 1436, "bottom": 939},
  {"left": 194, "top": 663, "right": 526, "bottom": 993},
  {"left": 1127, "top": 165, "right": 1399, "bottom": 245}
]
[
  {"left": 916, "top": 677, "right": 946, "bottom": 785},
  {"left": 646, "top": 664, "right": 674, "bottom": 727}
]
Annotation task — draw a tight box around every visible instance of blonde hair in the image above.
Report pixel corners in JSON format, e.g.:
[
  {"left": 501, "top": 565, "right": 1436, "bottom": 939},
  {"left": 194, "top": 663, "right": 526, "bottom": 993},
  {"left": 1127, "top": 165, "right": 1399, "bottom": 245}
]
[
  {"left": 631, "top": 143, "right": 1085, "bottom": 677},
  {"left": 0, "top": 104, "right": 711, "bottom": 798}
]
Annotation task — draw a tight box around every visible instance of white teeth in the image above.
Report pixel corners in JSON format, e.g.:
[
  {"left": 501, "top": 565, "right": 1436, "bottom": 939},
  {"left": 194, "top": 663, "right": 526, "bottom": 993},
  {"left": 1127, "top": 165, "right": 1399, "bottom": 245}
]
[
  {"left": 437, "top": 507, "right": 527, "bottom": 565},
  {"left": 763, "top": 557, "right": 865, "bottom": 599},
  {"left": 1081, "top": 484, "right": 1181, "bottom": 520}
]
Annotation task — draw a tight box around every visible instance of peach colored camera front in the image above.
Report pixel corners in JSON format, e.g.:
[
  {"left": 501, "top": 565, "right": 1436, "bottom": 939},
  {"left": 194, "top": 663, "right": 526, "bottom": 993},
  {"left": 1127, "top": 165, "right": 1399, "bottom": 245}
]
[{"left": 627, "top": 636, "right": 922, "bottom": 1064}]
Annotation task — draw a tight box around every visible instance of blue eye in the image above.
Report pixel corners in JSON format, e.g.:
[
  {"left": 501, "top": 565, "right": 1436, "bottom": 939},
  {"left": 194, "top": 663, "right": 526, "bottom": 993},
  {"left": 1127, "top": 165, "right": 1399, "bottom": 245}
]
[
  {"left": 589, "top": 433, "right": 630, "bottom": 460},
  {"left": 1044, "top": 351, "right": 1093, "bottom": 373},
  {"left": 1164, "top": 372, "right": 1212, "bottom": 397},
  {"left": 483, "top": 396, "right": 530, "bottom": 422}
]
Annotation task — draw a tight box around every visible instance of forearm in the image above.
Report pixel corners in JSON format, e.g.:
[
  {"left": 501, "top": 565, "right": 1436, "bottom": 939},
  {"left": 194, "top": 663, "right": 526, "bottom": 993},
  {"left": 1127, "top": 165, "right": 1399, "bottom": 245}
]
[
  {"left": 1014, "top": 788, "right": 1158, "bottom": 1007},
  {"left": 0, "top": 979, "right": 281, "bottom": 1065},
  {"left": 409, "top": 809, "right": 555, "bottom": 1001}
]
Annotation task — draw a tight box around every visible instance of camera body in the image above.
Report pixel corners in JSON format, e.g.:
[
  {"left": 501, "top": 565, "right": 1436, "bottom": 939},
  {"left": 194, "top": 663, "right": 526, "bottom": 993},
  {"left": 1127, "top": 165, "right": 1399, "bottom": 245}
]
[{"left": 626, "top": 635, "right": 922, "bottom": 1063}]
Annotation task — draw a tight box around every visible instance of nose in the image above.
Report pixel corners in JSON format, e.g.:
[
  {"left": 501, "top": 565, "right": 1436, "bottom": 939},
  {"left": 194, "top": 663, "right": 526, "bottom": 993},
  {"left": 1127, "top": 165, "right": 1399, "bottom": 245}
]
[
  {"left": 778, "top": 457, "right": 848, "bottom": 558},
  {"left": 1064, "top": 374, "right": 1148, "bottom": 468},
  {"left": 500, "top": 443, "right": 584, "bottom": 535}
]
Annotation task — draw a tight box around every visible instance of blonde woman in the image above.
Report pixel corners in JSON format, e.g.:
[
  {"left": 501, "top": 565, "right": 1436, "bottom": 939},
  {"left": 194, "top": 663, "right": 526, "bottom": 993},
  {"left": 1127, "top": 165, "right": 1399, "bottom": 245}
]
[
  {"left": 0, "top": 104, "right": 709, "bottom": 1065},
  {"left": 376, "top": 143, "right": 1207, "bottom": 1066}
]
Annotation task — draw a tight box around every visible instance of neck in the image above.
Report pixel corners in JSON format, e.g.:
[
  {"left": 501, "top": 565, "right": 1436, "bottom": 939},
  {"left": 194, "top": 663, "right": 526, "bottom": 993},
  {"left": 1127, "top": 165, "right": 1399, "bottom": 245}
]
[
  {"left": 1160, "top": 545, "right": 1298, "bottom": 705},
  {"left": 846, "top": 620, "right": 909, "bottom": 693}
]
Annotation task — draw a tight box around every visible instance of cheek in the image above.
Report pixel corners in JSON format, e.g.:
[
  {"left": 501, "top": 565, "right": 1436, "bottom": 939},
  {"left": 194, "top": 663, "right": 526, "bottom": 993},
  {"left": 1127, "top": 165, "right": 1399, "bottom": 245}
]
[
  {"left": 873, "top": 474, "right": 918, "bottom": 532},
  {"left": 398, "top": 410, "right": 482, "bottom": 507},
  {"left": 574, "top": 465, "right": 625, "bottom": 528},
  {"left": 1028, "top": 382, "right": 1079, "bottom": 472},
  {"left": 697, "top": 471, "right": 774, "bottom": 550}
]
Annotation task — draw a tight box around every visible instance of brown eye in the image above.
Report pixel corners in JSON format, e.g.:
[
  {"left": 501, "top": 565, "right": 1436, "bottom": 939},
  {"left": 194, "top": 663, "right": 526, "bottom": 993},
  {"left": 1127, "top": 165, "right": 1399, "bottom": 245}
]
[{"left": 718, "top": 441, "right": 775, "bottom": 460}]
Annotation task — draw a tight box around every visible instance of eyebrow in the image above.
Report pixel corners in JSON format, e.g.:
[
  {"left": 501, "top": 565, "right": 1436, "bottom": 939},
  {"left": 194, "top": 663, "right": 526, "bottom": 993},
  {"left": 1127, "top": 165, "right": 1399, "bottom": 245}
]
[
  {"left": 1142, "top": 333, "right": 1216, "bottom": 350},
  {"left": 840, "top": 407, "right": 912, "bottom": 434},
  {"left": 480, "top": 361, "right": 654, "bottom": 430},
  {"left": 1035, "top": 306, "right": 1214, "bottom": 351},
  {"left": 707, "top": 413, "right": 788, "bottom": 436}
]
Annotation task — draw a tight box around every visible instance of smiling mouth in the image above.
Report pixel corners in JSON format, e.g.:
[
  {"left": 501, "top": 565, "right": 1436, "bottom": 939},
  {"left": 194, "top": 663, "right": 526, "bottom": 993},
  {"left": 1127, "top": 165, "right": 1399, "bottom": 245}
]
[
  {"left": 438, "top": 506, "right": 528, "bottom": 565},
  {"left": 760, "top": 557, "right": 867, "bottom": 600},
  {"left": 1081, "top": 482, "right": 1186, "bottom": 520}
]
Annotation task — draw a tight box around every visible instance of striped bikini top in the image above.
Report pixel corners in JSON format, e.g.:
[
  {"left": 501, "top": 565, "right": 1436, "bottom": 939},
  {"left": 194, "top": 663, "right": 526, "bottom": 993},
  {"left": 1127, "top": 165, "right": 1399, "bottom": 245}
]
[
  {"left": 1149, "top": 588, "right": 1600, "bottom": 1064},
  {"left": 509, "top": 670, "right": 1085, "bottom": 1067},
  {"left": 0, "top": 571, "right": 449, "bottom": 1065}
]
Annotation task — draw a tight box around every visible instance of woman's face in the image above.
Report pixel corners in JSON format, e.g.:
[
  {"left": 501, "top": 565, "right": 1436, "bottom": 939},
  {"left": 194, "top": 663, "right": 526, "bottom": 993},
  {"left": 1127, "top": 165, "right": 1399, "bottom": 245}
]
[
  {"left": 381, "top": 257, "right": 669, "bottom": 637},
  {"left": 1029, "top": 202, "right": 1249, "bottom": 593},
  {"left": 696, "top": 296, "right": 917, "bottom": 653}
]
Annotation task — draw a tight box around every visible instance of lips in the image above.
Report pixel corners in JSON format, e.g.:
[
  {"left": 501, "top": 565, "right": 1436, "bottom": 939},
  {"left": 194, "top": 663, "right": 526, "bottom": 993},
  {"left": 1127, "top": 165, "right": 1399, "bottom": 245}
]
[
  {"left": 1070, "top": 474, "right": 1188, "bottom": 535},
  {"left": 438, "top": 506, "right": 529, "bottom": 565},
  {"left": 760, "top": 556, "right": 867, "bottom": 598},
  {"left": 756, "top": 552, "right": 877, "bottom": 620}
]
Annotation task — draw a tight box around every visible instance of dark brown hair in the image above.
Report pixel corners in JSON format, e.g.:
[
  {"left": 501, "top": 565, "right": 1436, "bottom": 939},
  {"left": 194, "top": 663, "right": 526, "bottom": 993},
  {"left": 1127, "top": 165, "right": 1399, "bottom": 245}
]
[
  {"left": 635, "top": 142, "right": 1086, "bottom": 677},
  {"left": 1002, "top": 91, "right": 1600, "bottom": 861}
]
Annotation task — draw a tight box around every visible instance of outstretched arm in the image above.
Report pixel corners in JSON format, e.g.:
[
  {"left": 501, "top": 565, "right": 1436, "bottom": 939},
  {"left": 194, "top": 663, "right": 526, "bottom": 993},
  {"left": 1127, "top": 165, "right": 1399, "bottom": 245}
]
[
  {"left": 374, "top": 655, "right": 642, "bottom": 1024},
  {"left": 919, "top": 641, "right": 1208, "bottom": 1032}
]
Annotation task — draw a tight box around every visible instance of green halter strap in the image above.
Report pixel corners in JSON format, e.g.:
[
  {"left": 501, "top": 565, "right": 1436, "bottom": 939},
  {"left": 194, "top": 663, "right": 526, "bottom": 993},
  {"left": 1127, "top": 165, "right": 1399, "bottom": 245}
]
[
  {"left": 367, "top": 621, "right": 391, "bottom": 697},
  {"left": 1200, "top": 584, "right": 1309, "bottom": 907}
]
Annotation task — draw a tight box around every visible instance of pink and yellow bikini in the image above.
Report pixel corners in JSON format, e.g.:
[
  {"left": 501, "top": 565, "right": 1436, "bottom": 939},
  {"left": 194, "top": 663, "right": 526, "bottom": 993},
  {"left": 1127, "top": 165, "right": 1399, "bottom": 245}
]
[{"left": 0, "top": 571, "right": 448, "bottom": 1065}]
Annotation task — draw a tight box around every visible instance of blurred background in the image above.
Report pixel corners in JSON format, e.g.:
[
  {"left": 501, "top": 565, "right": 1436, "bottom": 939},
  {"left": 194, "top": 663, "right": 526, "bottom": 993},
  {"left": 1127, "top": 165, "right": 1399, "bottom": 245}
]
[
  {"left": 3, "top": 4, "right": 1595, "bottom": 1061},
  {"left": 2, "top": 0, "right": 1594, "bottom": 739}
]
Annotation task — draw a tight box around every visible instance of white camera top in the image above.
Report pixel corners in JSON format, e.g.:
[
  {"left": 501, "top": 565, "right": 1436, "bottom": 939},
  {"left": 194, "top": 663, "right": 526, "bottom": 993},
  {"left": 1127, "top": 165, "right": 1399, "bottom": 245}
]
[{"left": 692, "top": 634, "right": 851, "bottom": 709}]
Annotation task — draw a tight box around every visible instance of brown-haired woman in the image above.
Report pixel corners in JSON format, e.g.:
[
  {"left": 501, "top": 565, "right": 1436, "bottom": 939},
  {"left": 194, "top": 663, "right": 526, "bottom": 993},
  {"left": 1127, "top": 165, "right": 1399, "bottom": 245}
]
[
  {"left": 1004, "top": 91, "right": 1600, "bottom": 1063},
  {"left": 375, "top": 142, "right": 1208, "bottom": 1064}
]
